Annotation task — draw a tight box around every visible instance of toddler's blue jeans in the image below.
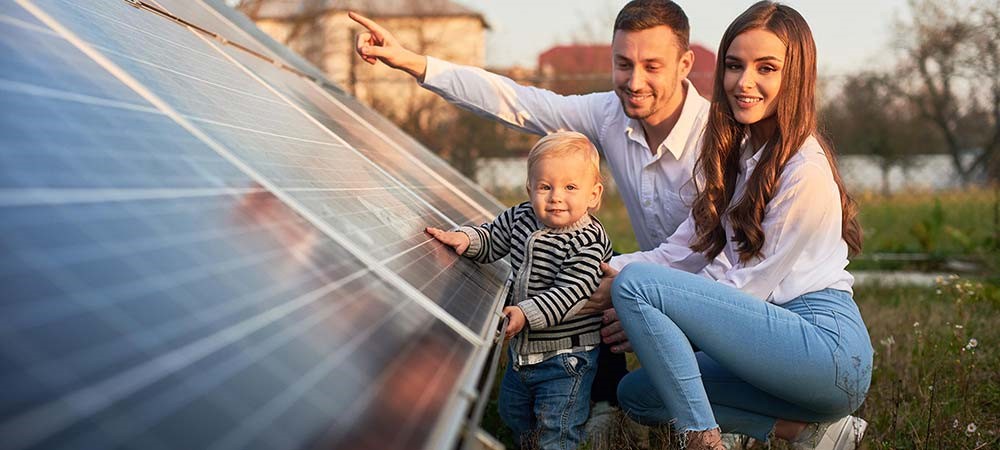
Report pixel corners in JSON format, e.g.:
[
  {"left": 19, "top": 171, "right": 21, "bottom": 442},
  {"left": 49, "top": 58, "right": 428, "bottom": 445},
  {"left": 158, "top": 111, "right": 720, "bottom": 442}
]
[{"left": 498, "top": 346, "right": 599, "bottom": 450}]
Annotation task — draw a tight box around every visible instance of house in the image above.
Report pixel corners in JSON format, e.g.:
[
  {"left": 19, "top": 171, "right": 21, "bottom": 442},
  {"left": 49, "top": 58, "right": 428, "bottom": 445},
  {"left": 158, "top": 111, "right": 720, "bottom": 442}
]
[
  {"left": 246, "top": 0, "right": 488, "bottom": 126},
  {"left": 536, "top": 43, "right": 717, "bottom": 97}
]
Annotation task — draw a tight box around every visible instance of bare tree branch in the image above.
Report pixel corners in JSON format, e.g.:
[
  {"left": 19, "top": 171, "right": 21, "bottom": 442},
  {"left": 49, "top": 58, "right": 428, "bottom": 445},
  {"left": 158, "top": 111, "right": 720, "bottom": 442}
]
[{"left": 897, "top": 0, "right": 1000, "bottom": 183}]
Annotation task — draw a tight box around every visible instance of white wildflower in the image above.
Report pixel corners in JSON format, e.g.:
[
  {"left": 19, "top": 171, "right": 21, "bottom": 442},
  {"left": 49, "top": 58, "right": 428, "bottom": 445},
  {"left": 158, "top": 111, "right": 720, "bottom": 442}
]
[
  {"left": 966, "top": 338, "right": 978, "bottom": 351},
  {"left": 913, "top": 322, "right": 920, "bottom": 328},
  {"left": 955, "top": 324, "right": 964, "bottom": 329},
  {"left": 967, "top": 422, "right": 977, "bottom": 434},
  {"left": 954, "top": 419, "right": 960, "bottom": 428}
]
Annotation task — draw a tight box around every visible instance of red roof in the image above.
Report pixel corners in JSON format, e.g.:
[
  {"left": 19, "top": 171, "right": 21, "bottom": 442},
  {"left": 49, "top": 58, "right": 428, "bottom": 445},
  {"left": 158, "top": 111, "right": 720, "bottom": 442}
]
[
  {"left": 538, "top": 45, "right": 610, "bottom": 75},
  {"left": 537, "top": 43, "right": 716, "bottom": 98},
  {"left": 689, "top": 44, "right": 716, "bottom": 97}
]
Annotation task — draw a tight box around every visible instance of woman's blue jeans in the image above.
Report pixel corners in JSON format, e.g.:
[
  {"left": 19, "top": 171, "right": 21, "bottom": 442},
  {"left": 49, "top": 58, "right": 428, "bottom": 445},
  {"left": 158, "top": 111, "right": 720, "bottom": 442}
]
[{"left": 611, "top": 263, "right": 873, "bottom": 441}]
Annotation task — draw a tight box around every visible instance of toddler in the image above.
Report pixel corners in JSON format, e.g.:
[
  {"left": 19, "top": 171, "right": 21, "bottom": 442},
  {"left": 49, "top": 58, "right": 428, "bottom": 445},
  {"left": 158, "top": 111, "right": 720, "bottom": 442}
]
[{"left": 426, "top": 131, "right": 612, "bottom": 450}]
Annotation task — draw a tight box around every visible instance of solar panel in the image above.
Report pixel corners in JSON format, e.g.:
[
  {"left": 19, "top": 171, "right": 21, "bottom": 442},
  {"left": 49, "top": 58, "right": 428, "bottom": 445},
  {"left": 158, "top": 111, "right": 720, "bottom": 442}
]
[
  {"left": 0, "top": 1, "right": 510, "bottom": 449},
  {"left": 189, "top": 0, "right": 508, "bottom": 215}
]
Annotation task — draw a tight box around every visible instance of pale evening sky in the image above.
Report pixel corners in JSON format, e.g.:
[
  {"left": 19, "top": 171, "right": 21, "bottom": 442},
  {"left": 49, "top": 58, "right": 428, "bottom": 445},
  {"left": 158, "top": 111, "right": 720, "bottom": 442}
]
[{"left": 451, "top": 0, "right": 911, "bottom": 78}]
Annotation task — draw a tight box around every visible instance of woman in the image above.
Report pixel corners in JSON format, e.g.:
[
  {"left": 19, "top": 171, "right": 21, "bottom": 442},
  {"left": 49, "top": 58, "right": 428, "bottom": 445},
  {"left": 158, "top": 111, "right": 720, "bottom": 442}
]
[{"left": 602, "top": 2, "right": 873, "bottom": 449}]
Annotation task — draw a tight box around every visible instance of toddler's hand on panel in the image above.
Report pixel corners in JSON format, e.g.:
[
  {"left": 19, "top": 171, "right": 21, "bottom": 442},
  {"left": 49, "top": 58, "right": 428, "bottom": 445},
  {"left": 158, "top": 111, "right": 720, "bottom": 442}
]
[{"left": 425, "top": 227, "right": 470, "bottom": 255}]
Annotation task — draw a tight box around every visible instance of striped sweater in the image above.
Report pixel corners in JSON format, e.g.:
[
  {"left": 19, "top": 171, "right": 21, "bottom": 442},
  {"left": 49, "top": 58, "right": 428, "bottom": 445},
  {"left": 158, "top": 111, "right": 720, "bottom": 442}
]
[{"left": 458, "top": 202, "right": 612, "bottom": 357}]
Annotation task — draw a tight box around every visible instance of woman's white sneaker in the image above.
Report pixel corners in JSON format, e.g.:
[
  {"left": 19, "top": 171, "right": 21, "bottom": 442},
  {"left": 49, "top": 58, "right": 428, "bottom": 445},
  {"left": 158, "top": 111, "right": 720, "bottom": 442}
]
[{"left": 791, "top": 415, "right": 867, "bottom": 450}]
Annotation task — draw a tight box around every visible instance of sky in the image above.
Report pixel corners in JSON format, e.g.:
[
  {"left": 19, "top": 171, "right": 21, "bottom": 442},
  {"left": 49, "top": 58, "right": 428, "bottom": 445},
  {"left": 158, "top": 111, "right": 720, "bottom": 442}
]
[{"left": 451, "top": 0, "right": 912, "bottom": 78}]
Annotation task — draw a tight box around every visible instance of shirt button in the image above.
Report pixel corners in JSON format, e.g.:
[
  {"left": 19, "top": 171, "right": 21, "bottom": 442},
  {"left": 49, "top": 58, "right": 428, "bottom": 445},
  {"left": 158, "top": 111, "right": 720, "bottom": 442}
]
[{"left": 644, "top": 200, "right": 651, "bottom": 206}]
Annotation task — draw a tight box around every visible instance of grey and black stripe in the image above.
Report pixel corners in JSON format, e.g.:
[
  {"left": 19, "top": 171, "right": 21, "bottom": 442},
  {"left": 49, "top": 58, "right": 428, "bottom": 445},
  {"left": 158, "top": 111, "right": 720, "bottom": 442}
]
[{"left": 458, "top": 202, "right": 612, "bottom": 355}]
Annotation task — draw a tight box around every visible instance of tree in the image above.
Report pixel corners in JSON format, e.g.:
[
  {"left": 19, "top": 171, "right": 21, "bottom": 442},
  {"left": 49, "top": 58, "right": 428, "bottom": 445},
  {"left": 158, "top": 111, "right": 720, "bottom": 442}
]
[
  {"left": 823, "top": 72, "right": 932, "bottom": 195},
  {"left": 896, "top": 0, "right": 1000, "bottom": 184}
]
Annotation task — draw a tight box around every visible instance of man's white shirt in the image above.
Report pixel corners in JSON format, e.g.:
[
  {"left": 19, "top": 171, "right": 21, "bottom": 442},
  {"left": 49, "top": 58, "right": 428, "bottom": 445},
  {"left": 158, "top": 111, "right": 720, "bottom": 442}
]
[{"left": 421, "top": 56, "right": 710, "bottom": 251}]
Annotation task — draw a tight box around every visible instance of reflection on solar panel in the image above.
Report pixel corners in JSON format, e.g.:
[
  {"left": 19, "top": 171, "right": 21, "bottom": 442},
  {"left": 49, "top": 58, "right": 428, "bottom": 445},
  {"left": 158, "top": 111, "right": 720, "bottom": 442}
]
[{"left": 0, "top": 1, "right": 510, "bottom": 449}]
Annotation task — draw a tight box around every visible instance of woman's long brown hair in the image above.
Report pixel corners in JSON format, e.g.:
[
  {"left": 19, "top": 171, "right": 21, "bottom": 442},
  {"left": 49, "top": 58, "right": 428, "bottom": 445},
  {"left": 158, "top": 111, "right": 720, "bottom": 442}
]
[{"left": 689, "top": 1, "right": 862, "bottom": 262}]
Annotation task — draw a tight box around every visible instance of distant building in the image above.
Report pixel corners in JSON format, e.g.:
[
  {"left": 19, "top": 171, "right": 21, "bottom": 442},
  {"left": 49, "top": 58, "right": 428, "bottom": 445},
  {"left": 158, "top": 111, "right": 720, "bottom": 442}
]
[
  {"left": 247, "top": 0, "right": 488, "bottom": 126},
  {"left": 536, "top": 43, "right": 716, "bottom": 97},
  {"left": 537, "top": 45, "right": 613, "bottom": 94},
  {"left": 688, "top": 44, "right": 716, "bottom": 97}
]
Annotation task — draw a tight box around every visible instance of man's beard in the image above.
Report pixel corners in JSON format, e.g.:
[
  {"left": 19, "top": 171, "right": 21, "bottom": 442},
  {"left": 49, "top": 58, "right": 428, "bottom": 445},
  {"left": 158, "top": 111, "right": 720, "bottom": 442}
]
[{"left": 617, "top": 88, "right": 661, "bottom": 121}]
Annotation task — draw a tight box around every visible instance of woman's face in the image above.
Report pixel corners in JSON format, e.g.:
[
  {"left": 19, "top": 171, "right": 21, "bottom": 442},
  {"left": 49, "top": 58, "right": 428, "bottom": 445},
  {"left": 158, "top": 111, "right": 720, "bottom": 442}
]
[{"left": 723, "top": 29, "right": 786, "bottom": 127}]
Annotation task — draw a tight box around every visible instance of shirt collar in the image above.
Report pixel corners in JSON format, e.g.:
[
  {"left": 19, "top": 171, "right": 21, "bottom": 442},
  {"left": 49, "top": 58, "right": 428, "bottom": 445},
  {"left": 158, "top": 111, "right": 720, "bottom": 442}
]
[
  {"left": 623, "top": 79, "right": 703, "bottom": 160},
  {"left": 741, "top": 137, "right": 765, "bottom": 172},
  {"left": 539, "top": 213, "right": 593, "bottom": 234},
  {"left": 662, "top": 80, "right": 702, "bottom": 160}
]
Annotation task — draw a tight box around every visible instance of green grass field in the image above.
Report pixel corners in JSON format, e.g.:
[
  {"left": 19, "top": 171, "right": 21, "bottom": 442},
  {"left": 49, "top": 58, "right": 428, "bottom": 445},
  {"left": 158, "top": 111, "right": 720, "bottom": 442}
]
[
  {"left": 850, "top": 188, "right": 999, "bottom": 273},
  {"left": 483, "top": 188, "right": 999, "bottom": 448}
]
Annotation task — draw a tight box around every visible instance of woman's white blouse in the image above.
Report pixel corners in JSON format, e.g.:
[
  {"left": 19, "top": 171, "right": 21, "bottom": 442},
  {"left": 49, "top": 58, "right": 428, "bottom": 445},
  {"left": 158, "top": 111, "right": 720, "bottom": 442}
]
[{"left": 609, "top": 136, "right": 854, "bottom": 304}]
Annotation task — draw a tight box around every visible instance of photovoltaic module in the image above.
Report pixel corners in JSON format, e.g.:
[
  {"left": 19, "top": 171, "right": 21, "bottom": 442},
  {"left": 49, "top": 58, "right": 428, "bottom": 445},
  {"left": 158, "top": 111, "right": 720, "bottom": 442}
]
[{"left": 0, "top": 1, "right": 510, "bottom": 449}]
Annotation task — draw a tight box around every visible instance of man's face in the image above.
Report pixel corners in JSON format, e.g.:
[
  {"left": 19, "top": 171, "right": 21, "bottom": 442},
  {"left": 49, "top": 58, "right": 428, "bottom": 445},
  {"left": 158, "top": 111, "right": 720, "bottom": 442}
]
[{"left": 612, "top": 26, "right": 692, "bottom": 126}]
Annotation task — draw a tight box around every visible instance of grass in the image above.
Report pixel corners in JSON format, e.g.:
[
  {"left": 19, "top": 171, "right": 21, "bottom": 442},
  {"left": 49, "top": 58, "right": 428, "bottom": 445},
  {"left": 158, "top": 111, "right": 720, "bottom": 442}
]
[
  {"left": 850, "top": 188, "right": 1000, "bottom": 274},
  {"left": 490, "top": 186, "right": 1000, "bottom": 270},
  {"left": 481, "top": 188, "right": 999, "bottom": 449},
  {"left": 855, "top": 278, "right": 999, "bottom": 449}
]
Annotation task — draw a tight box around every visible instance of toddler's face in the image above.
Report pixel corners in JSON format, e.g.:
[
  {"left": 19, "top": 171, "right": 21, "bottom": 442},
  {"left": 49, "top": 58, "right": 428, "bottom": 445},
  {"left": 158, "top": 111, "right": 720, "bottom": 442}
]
[{"left": 527, "top": 153, "right": 603, "bottom": 229}]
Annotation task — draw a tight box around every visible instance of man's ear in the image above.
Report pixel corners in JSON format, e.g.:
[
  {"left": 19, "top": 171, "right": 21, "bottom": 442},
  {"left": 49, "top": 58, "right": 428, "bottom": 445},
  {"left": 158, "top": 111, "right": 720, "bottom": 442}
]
[{"left": 678, "top": 49, "right": 694, "bottom": 79}]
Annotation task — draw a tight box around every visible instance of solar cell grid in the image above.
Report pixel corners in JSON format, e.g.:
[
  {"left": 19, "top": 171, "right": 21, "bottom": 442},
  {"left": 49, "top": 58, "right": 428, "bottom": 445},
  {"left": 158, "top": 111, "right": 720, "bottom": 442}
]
[
  {"left": 212, "top": 41, "right": 490, "bottom": 224},
  {"left": 184, "top": 25, "right": 510, "bottom": 329},
  {"left": 37, "top": 0, "right": 460, "bottom": 233},
  {"left": 0, "top": 6, "right": 151, "bottom": 104},
  {"left": 172, "top": 0, "right": 505, "bottom": 217},
  {"left": 0, "top": 87, "right": 249, "bottom": 190},
  {"left": 116, "top": 1, "right": 507, "bottom": 324},
  {"left": 328, "top": 89, "right": 508, "bottom": 212},
  {"left": 1, "top": 1, "right": 509, "bottom": 449}
]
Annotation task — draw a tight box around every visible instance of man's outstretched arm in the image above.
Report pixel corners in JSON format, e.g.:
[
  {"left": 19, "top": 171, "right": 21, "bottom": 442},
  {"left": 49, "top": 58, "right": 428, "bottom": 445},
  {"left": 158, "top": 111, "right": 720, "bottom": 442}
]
[{"left": 348, "top": 12, "right": 610, "bottom": 142}]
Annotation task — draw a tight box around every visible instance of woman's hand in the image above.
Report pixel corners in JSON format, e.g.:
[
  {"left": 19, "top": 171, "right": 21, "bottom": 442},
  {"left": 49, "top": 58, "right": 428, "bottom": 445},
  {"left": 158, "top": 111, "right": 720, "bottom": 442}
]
[
  {"left": 425, "top": 227, "right": 471, "bottom": 255},
  {"left": 349, "top": 12, "right": 428, "bottom": 80},
  {"left": 600, "top": 308, "right": 633, "bottom": 353},
  {"left": 576, "top": 262, "right": 618, "bottom": 315}
]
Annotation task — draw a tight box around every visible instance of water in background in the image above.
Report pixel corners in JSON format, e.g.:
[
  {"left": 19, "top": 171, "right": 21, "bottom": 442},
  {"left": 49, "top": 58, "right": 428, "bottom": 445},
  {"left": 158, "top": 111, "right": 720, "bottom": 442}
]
[{"left": 476, "top": 154, "right": 978, "bottom": 194}]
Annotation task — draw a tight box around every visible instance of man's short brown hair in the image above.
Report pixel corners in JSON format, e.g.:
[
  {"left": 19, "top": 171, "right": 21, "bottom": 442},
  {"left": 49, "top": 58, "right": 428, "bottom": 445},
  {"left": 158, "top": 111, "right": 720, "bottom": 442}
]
[{"left": 613, "top": 0, "right": 690, "bottom": 51}]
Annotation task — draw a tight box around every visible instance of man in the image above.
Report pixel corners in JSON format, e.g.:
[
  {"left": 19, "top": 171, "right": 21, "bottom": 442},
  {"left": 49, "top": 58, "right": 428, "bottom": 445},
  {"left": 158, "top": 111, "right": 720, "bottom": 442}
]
[{"left": 351, "top": 0, "right": 712, "bottom": 441}]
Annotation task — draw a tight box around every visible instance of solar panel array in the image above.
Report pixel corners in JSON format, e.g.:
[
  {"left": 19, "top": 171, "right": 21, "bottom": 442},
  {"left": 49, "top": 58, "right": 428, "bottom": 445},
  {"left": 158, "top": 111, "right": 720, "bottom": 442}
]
[{"left": 0, "top": 1, "right": 510, "bottom": 449}]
